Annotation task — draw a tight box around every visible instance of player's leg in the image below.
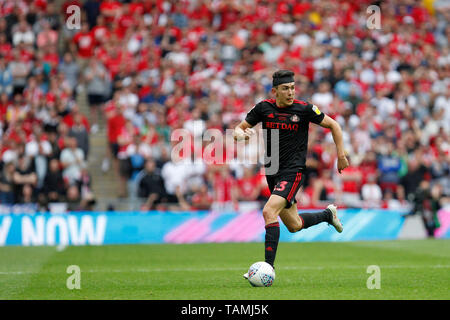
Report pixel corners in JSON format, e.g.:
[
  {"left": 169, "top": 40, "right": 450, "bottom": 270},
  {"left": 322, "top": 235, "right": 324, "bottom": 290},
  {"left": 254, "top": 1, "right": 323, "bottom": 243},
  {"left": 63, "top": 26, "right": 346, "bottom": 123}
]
[
  {"left": 243, "top": 193, "right": 286, "bottom": 279},
  {"left": 275, "top": 171, "right": 306, "bottom": 233},
  {"left": 279, "top": 204, "right": 302, "bottom": 233},
  {"left": 279, "top": 203, "right": 343, "bottom": 233},
  {"left": 257, "top": 172, "right": 303, "bottom": 269},
  {"left": 277, "top": 171, "right": 343, "bottom": 233},
  {"left": 261, "top": 194, "right": 287, "bottom": 267}
]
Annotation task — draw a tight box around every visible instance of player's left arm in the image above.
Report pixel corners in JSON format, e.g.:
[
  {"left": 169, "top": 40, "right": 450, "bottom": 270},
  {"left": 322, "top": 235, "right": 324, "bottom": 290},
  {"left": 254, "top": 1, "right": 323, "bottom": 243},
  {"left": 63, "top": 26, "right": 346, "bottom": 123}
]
[{"left": 318, "top": 115, "right": 349, "bottom": 174}]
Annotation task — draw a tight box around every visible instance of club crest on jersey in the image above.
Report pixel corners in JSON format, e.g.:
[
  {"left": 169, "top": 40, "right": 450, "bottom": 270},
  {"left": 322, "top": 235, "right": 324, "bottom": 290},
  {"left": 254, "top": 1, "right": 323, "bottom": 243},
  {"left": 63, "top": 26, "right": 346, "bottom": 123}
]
[{"left": 290, "top": 114, "right": 300, "bottom": 122}]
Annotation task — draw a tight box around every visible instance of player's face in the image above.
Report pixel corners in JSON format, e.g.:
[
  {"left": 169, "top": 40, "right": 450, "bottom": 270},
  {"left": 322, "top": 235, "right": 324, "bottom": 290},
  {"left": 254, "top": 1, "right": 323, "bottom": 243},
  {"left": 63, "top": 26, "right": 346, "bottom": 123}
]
[{"left": 273, "top": 82, "right": 295, "bottom": 106}]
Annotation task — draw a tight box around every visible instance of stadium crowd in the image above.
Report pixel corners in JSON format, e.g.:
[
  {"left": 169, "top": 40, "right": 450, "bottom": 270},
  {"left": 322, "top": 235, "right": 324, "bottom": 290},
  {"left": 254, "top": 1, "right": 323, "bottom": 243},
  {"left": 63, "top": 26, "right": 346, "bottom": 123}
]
[{"left": 0, "top": 0, "right": 449, "bottom": 229}]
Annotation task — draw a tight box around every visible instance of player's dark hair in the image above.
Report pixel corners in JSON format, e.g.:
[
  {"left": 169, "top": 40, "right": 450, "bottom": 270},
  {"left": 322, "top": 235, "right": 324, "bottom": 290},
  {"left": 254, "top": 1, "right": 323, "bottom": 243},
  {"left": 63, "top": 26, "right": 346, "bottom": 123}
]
[{"left": 272, "top": 70, "right": 295, "bottom": 87}]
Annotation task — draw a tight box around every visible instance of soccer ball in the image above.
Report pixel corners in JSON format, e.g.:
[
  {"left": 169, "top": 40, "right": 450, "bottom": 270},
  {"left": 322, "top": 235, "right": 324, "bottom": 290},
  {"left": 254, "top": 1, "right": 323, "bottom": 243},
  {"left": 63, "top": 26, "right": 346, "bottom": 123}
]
[{"left": 247, "top": 261, "right": 275, "bottom": 287}]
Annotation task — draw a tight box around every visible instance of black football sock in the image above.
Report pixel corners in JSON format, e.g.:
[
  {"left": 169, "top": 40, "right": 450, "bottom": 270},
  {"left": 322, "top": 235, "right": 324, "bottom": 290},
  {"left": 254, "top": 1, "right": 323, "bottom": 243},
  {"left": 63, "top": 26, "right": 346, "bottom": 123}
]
[
  {"left": 299, "top": 209, "right": 332, "bottom": 229},
  {"left": 264, "top": 222, "right": 280, "bottom": 267}
]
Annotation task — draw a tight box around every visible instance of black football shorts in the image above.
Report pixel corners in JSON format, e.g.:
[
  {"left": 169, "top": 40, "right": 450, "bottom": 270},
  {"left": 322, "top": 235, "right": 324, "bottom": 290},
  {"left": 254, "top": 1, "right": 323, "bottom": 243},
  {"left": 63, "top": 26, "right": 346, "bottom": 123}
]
[{"left": 266, "top": 171, "right": 305, "bottom": 209}]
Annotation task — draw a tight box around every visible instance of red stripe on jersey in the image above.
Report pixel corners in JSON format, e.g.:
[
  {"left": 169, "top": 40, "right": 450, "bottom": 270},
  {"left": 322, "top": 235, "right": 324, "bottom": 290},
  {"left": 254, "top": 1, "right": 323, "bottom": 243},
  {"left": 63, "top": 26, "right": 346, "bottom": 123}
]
[{"left": 294, "top": 99, "right": 308, "bottom": 105}]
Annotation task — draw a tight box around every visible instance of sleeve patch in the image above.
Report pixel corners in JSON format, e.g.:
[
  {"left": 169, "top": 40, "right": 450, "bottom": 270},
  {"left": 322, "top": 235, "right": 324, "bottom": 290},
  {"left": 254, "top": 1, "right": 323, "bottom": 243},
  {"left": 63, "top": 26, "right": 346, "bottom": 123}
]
[{"left": 312, "top": 104, "right": 321, "bottom": 115}]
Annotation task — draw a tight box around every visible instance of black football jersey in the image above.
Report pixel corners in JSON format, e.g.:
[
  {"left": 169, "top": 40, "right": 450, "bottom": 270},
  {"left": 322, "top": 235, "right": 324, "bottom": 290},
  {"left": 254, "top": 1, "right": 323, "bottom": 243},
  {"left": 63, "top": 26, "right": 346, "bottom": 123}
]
[{"left": 245, "top": 99, "right": 325, "bottom": 175}]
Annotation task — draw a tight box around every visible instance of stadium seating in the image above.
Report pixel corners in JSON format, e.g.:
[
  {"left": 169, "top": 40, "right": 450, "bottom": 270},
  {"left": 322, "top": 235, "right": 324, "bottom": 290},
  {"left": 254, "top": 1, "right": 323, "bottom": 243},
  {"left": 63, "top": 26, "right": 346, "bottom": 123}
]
[{"left": 0, "top": 0, "right": 448, "bottom": 214}]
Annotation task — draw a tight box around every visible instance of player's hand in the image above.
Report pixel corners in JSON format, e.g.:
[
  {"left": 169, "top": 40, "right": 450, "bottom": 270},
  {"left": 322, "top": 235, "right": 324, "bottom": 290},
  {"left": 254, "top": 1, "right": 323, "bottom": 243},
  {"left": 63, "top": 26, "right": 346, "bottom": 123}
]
[
  {"left": 233, "top": 127, "right": 255, "bottom": 141},
  {"left": 244, "top": 128, "right": 255, "bottom": 138},
  {"left": 337, "top": 155, "right": 349, "bottom": 174}
]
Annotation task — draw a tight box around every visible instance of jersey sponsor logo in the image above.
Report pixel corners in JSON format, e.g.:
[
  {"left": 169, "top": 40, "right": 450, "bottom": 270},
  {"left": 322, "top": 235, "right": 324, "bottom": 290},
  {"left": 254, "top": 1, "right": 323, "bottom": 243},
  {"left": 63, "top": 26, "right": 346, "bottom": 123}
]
[
  {"left": 312, "top": 104, "right": 321, "bottom": 115},
  {"left": 267, "top": 113, "right": 275, "bottom": 118},
  {"left": 265, "top": 121, "right": 299, "bottom": 131},
  {"left": 290, "top": 114, "right": 300, "bottom": 122}
]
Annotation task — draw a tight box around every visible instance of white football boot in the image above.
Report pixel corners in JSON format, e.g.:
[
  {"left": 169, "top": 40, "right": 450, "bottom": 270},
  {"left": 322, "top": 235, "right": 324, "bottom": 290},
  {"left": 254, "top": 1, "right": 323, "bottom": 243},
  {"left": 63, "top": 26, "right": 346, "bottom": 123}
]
[{"left": 327, "top": 204, "right": 343, "bottom": 233}]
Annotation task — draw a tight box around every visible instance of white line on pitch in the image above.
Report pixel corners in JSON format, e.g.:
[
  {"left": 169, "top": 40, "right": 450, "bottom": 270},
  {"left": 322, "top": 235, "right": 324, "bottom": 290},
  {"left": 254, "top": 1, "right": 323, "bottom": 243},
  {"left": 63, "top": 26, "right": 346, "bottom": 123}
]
[{"left": 1, "top": 264, "right": 449, "bottom": 275}]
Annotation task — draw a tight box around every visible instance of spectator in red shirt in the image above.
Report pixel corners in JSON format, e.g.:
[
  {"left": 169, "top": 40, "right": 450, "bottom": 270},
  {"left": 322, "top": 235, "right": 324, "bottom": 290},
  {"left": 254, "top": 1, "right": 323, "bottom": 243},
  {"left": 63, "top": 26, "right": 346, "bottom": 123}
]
[
  {"left": 102, "top": 95, "right": 126, "bottom": 174},
  {"left": 72, "top": 22, "right": 95, "bottom": 59},
  {"left": 90, "top": 14, "right": 109, "bottom": 47},
  {"left": 62, "top": 103, "right": 90, "bottom": 132},
  {"left": 209, "top": 165, "right": 237, "bottom": 211},
  {"left": 99, "top": 0, "right": 122, "bottom": 26},
  {"left": 338, "top": 163, "right": 363, "bottom": 207},
  {"left": 116, "top": 119, "right": 138, "bottom": 197},
  {"left": 190, "top": 183, "right": 214, "bottom": 211},
  {"left": 115, "top": 3, "right": 135, "bottom": 39},
  {"left": 42, "top": 44, "right": 59, "bottom": 75},
  {"left": 236, "top": 166, "right": 262, "bottom": 202}
]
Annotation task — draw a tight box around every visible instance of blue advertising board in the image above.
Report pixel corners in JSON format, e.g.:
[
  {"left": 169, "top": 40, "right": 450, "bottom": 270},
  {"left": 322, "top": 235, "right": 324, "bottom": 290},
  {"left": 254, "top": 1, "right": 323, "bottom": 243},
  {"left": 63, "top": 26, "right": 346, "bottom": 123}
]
[{"left": 0, "top": 209, "right": 416, "bottom": 246}]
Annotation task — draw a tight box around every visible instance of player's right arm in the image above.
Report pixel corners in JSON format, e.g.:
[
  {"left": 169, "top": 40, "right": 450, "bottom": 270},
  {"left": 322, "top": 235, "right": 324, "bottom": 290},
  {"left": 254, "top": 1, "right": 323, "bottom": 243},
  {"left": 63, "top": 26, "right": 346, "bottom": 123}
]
[{"left": 234, "top": 102, "right": 262, "bottom": 141}]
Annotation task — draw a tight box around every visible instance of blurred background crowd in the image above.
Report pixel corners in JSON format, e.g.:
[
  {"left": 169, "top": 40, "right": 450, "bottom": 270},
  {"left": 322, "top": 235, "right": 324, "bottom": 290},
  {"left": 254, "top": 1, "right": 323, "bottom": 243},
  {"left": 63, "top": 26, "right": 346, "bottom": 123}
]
[{"left": 0, "top": 0, "right": 449, "bottom": 233}]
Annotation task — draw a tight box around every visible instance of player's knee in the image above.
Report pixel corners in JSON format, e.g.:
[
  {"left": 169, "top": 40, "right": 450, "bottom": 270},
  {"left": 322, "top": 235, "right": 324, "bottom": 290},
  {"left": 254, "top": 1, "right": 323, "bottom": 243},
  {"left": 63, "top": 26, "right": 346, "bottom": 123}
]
[
  {"left": 286, "top": 223, "right": 302, "bottom": 233},
  {"left": 262, "top": 207, "right": 277, "bottom": 223}
]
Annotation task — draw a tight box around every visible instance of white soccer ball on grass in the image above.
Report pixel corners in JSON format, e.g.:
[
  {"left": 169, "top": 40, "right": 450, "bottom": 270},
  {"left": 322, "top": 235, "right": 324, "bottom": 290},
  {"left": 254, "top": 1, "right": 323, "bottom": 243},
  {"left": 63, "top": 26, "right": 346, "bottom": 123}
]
[{"left": 247, "top": 261, "right": 275, "bottom": 287}]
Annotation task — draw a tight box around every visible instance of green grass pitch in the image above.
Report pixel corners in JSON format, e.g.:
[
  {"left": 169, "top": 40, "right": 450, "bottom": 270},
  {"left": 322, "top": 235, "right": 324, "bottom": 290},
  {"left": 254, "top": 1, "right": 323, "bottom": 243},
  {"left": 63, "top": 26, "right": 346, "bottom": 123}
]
[{"left": 1, "top": 240, "right": 449, "bottom": 300}]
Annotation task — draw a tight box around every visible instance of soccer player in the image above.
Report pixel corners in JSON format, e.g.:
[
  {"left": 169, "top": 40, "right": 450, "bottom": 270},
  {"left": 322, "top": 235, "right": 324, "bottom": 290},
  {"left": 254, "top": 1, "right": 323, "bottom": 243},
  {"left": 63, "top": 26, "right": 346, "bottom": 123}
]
[{"left": 233, "top": 70, "right": 349, "bottom": 276}]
